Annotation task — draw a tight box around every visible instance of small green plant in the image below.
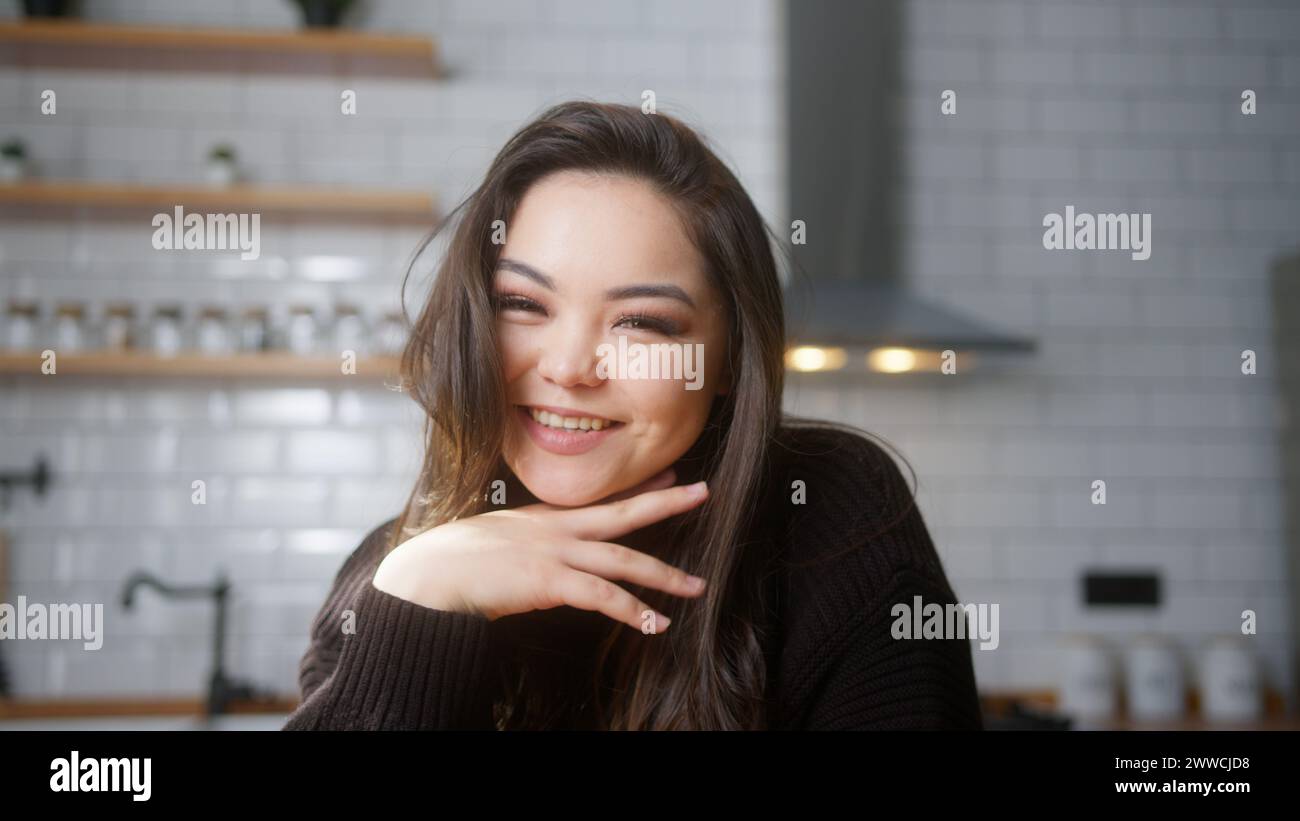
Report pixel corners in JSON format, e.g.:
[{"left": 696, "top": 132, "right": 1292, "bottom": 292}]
[
  {"left": 291, "top": 0, "right": 356, "bottom": 28},
  {"left": 22, "top": 0, "right": 74, "bottom": 19},
  {"left": 208, "top": 144, "right": 236, "bottom": 163},
  {"left": 1, "top": 139, "right": 26, "bottom": 160}
]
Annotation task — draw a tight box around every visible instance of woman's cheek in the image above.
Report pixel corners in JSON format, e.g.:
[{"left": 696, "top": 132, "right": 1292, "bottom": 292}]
[
  {"left": 635, "top": 381, "right": 711, "bottom": 442},
  {"left": 496, "top": 324, "right": 534, "bottom": 377}
]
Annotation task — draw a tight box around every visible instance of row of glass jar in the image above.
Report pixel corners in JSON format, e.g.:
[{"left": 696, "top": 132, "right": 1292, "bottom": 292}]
[{"left": 1, "top": 300, "right": 408, "bottom": 358}]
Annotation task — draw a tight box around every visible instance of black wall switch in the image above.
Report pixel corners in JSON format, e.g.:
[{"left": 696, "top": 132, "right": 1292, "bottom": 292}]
[{"left": 1082, "top": 572, "right": 1160, "bottom": 607}]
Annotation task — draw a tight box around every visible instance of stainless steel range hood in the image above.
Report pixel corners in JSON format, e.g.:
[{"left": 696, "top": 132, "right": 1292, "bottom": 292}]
[
  {"left": 784, "top": 281, "right": 1036, "bottom": 353},
  {"left": 783, "top": 0, "right": 1036, "bottom": 371}
]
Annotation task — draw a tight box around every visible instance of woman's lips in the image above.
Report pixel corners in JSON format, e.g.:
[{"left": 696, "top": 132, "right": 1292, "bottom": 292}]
[{"left": 517, "top": 405, "right": 624, "bottom": 455}]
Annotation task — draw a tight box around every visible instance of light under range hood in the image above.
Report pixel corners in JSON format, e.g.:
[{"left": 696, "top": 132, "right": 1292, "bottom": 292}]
[
  {"left": 784, "top": 282, "right": 1037, "bottom": 352},
  {"left": 783, "top": 0, "right": 1037, "bottom": 374}
]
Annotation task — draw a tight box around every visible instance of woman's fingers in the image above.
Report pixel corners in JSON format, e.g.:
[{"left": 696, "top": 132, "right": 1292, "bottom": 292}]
[
  {"left": 564, "top": 480, "right": 709, "bottom": 542},
  {"left": 548, "top": 567, "right": 673, "bottom": 633},
  {"left": 556, "top": 539, "right": 706, "bottom": 599}
]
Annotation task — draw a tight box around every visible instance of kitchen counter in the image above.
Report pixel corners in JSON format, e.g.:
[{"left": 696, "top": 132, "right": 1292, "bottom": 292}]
[
  {"left": 0, "top": 696, "right": 297, "bottom": 718},
  {"left": 981, "top": 689, "right": 1296, "bottom": 730},
  {"left": 1073, "top": 716, "right": 1300, "bottom": 731},
  {"left": 0, "top": 696, "right": 298, "bottom": 730},
  {"left": 0, "top": 714, "right": 291, "bottom": 731},
  {"left": 3, "top": 693, "right": 1293, "bottom": 730}
]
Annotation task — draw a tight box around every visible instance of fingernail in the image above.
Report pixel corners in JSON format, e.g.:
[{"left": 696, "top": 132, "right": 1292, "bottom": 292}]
[
  {"left": 687, "top": 575, "right": 707, "bottom": 591},
  {"left": 688, "top": 480, "right": 708, "bottom": 498},
  {"left": 655, "top": 612, "right": 672, "bottom": 630}
]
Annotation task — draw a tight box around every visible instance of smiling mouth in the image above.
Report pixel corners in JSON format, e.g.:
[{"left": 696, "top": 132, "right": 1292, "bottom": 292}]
[{"left": 519, "top": 405, "right": 624, "bottom": 432}]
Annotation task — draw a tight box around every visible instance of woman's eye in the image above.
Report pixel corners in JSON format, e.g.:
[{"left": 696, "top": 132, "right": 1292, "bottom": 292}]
[
  {"left": 616, "top": 313, "right": 681, "bottom": 336},
  {"left": 494, "top": 294, "right": 545, "bottom": 314},
  {"left": 494, "top": 295, "right": 679, "bottom": 335}
]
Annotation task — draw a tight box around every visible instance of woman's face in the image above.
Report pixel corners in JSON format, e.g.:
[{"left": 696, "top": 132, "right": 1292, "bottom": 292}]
[{"left": 496, "top": 170, "right": 730, "bottom": 507}]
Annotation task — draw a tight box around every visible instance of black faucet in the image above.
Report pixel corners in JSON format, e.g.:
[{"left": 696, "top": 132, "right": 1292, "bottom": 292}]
[
  {"left": 120, "top": 570, "right": 262, "bottom": 717},
  {"left": 0, "top": 454, "right": 51, "bottom": 512}
]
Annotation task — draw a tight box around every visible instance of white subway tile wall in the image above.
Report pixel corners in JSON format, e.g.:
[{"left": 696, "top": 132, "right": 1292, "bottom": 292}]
[
  {"left": 0, "top": 0, "right": 784, "bottom": 700},
  {"left": 786, "top": 0, "right": 1299, "bottom": 697},
  {"left": 0, "top": 0, "right": 1297, "bottom": 712}
]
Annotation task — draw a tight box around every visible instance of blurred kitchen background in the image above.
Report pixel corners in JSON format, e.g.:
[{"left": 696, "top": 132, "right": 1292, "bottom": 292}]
[{"left": 1, "top": 0, "right": 1298, "bottom": 729}]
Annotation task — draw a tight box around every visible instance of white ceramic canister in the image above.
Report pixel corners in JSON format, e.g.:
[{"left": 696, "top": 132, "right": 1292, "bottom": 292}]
[
  {"left": 1199, "top": 636, "right": 1261, "bottom": 723},
  {"left": 1124, "top": 635, "right": 1185, "bottom": 722},
  {"left": 1059, "top": 635, "right": 1118, "bottom": 722}
]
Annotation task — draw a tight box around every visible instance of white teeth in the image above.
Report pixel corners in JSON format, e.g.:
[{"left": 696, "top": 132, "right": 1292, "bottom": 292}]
[{"left": 528, "top": 407, "right": 613, "bottom": 432}]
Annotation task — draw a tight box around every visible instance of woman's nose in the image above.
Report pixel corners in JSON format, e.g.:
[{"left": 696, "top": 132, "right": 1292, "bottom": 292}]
[{"left": 535, "top": 324, "right": 604, "bottom": 388}]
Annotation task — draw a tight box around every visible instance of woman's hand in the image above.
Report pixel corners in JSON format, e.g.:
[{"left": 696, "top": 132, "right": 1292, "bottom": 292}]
[{"left": 371, "top": 468, "right": 708, "bottom": 633}]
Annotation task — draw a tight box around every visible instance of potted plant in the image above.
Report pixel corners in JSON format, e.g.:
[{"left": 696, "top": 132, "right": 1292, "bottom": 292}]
[
  {"left": 205, "top": 144, "right": 238, "bottom": 186},
  {"left": 22, "top": 0, "right": 75, "bottom": 18},
  {"left": 290, "top": 0, "right": 356, "bottom": 29},
  {"left": 0, "top": 138, "right": 27, "bottom": 183}
]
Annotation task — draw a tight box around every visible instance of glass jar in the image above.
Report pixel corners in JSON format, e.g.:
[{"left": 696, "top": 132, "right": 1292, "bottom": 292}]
[
  {"left": 101, "top": 303, "right": 135, "bottom": 352},
  {"left": 149, "top": 305, "right": 185, "bottom": 357},
  {"left": 53, "top": 303, "right": 87, "bottom": 352},
  {"left": 237, "top": 306, "right": 269, "bottom": 353},
  {"left": 285, "top": 305, "right": 318, "bottom": 356},
  {"left": 195, "top": 306, "right": 233, "bottom": 355},
  {"left": 331, "top": 303, "right": 368, "bottom": 355},
  {"left": 372, "top": 310, "right": 407, "bottom": 356},
  {"left": 4, "top": 300, "right": 40, "bottom": 351}
]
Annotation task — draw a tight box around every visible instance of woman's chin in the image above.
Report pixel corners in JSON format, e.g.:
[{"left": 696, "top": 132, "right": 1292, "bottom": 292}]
[
  {"left": 517, "top": 475, "right": 610, "bottom": 508},
  {"left": 530, "top": 489, "right": 605, "bottom": 508}
]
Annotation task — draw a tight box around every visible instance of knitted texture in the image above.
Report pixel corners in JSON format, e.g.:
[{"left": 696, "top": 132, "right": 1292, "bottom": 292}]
[{"left": 283, "top": 424, "right": 983, "bottom": 730}]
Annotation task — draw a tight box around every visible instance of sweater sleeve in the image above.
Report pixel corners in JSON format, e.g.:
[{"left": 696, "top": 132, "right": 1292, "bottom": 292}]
[
  {"left": 281, "top": 523, "right": 500, "bottom": 731},
  {"left": 796, "top": 570, "right": 985, "bottom": 730}
]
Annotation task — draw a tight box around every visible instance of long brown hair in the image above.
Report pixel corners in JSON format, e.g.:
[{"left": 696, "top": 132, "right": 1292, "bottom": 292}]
[{"left": 389, "top": 100, "right": 827, "bottom": 728}]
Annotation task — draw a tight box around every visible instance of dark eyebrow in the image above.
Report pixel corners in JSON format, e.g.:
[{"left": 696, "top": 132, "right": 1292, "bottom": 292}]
[
  {"left": 496, "top": 257, "right": 696, "bottom": 309},
  {"left": 497, "top": 258, "right": 556, "bottom": 290},
  {"left": 604, "top": 283, "right": 695, "bottom": 308}
]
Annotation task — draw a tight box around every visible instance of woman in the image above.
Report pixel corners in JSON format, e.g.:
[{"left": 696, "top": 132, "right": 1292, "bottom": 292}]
[{"left": 283, "top": 101, "right": 981, "bottom": 730}]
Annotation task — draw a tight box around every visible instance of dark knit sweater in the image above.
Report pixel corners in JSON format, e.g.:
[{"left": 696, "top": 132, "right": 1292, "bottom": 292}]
[{"left": 282, "top": 423, "right": 983, "bottom": 730}]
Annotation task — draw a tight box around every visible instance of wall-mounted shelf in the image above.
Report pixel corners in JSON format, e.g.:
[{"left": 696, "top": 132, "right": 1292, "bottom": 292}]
[
  {"left": 0, "top": 19, "right": 440, "bottom": 79},
  {"left": 0, "top": 181, "right": 437, "bottom": 223},
  {"left": 0, "top": 352, "right": 404, "bottom": 380}
]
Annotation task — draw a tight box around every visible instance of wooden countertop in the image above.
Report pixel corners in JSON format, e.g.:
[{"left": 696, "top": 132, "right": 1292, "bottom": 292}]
[
  {"left": 2, "top": 690, "right": 1293, "bottom": 729},
  {"left": 0, "top": 696, "right": 298, "bottom": 719},
  {"left": 1075, "top": 716, "right": 1300, "bottom": 731},
  {"left": 980, "top": 688, "right": 1296, "bottom": 731}
]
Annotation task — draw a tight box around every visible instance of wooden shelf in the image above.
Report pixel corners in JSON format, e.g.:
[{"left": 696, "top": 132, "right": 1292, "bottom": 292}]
[
  {"left": 0, "top": 351, "right": 404, "bottom": 380},
  {"left": 0, "top": 19, "right": 439, "bottom": 78},
  {"left": 0, "top": 180, "right": 437, "bottom": 223}
]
